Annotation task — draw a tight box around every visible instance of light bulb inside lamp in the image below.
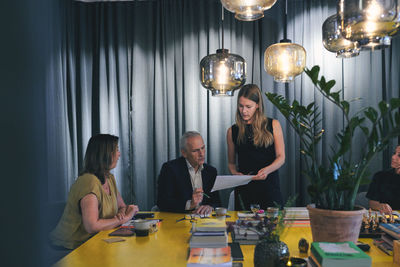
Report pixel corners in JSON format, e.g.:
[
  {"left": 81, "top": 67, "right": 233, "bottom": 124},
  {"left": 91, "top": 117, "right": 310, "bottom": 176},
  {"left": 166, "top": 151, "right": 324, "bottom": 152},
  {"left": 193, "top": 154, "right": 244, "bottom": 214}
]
[
  {"left": 215, "top": 61, "right": 230, "bottom": 89},
  {"left": 364, "top": 2, "right": 381, "bottom": 34},
  {"left": 277, "top": 50, "right": 291, "bottom": 79},
  {"left": 365, "top": 1, "right": 382, "bottom": 20}
]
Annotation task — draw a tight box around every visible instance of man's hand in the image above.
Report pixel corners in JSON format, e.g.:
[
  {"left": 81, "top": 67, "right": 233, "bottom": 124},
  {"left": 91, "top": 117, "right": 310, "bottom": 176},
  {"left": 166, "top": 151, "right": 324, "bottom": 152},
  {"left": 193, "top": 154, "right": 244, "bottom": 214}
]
[
  {"left": 194, "top": 205, "right": 213, "bottom": 215},
  {"left": 190, "top": 188, "right": 204, "bottom": 209},
  {"left": 379, "top": 203, "right": 393, "bottom": 215}
]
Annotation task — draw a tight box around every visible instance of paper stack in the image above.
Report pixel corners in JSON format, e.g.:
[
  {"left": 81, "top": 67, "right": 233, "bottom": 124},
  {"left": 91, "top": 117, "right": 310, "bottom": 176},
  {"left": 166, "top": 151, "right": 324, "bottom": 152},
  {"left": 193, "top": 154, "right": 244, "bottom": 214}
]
[{"left": 284, "top": 207, "right": 310, "bottom": 227}]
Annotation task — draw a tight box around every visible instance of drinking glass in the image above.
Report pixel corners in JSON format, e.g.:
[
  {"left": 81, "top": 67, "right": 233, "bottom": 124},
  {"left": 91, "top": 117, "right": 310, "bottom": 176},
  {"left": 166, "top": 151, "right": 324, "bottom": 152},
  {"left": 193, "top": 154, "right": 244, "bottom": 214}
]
[{"left": 250, "top": 204, "right": 260, "bottom": 214}]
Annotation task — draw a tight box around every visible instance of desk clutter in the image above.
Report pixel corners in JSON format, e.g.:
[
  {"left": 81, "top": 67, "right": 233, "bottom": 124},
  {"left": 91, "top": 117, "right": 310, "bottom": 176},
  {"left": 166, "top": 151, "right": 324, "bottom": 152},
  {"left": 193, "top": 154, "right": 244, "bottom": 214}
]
[
  {"left": 228, "top": 211, "right": 284, "bottom": 245},
  {"left": 58, "top": 211, "right": 400, "bottom": 266},
  {"left": 359, "top": 209, "right": 399, "bottom": 238},
  {"left": 358, "top": 209, "right": 400, "bottom": 256}
]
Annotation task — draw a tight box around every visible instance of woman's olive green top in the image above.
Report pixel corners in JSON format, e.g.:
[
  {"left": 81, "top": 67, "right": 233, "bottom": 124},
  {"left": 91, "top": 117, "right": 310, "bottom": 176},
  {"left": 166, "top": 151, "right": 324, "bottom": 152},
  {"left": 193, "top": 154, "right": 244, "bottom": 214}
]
[{"left": 50, "top": 173, "right": 119, "bottom": 249}]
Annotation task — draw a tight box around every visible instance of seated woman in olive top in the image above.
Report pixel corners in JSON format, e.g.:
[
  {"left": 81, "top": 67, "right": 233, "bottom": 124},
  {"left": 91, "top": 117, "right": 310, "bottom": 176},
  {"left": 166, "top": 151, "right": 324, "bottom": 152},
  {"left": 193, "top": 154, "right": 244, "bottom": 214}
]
[{"left": 50, "top": 134, "right": 139, "bottom": 249}]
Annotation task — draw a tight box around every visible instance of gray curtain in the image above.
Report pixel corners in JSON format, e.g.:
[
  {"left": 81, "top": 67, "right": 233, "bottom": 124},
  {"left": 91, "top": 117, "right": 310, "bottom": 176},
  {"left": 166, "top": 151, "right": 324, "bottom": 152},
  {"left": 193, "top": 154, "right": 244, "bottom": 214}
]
[{"left": 47, "top": 0, "right": 400, "bottom": 209}]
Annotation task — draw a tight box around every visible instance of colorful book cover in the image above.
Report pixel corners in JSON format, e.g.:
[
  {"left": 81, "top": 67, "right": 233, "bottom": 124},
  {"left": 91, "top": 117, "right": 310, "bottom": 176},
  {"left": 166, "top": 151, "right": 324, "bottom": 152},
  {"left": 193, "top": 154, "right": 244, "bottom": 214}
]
[{"left": 187, "top": 246, "right": 231, "bottom": 266}]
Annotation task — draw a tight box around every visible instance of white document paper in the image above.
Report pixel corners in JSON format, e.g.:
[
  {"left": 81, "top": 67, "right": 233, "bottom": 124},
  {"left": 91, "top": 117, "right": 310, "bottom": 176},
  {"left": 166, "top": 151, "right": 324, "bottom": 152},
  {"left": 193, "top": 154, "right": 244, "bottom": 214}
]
[
  {"left": 211, "top": 175, "right": 253, "bottom": 192},
  {"left": 319, "top": 243, "right": 359, "bottom": 254}
]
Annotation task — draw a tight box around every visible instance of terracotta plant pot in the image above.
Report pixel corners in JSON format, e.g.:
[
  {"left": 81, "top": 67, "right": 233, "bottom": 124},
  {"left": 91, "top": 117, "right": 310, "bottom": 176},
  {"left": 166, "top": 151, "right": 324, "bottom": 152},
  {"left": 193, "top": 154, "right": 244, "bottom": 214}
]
[{"left": 307, "top": 204, "right": 365, "bottom": 243}]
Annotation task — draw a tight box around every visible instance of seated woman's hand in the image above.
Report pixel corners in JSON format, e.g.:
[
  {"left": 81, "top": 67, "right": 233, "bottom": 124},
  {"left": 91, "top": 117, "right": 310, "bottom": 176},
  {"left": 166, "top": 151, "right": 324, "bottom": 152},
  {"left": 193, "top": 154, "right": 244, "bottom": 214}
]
[
  {"left": 124, "top": 205, "right": 139, "bottom": 218},
  {"left": 114, "top": 206, "right": 128, "bottom": 221}
]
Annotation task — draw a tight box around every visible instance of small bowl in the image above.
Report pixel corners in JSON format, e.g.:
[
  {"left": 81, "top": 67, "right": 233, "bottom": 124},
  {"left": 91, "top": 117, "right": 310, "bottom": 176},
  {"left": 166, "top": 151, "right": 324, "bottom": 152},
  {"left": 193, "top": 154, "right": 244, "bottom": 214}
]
[
  {"left": 133, "top": 219, "right": 152, "bottom": 230},
  {"left": 287, "top": 257, "right": 307, "bottom": 267},
  {"left": 215, "top": 207, "right": 227, "bottom": 217}
]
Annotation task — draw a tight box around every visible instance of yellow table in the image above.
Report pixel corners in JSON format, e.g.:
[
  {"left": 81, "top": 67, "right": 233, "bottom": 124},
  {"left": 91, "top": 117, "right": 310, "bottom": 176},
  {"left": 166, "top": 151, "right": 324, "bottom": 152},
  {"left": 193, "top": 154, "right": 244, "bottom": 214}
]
[{"left": 55, "top": 212, "right": 400, "bottom": 267}]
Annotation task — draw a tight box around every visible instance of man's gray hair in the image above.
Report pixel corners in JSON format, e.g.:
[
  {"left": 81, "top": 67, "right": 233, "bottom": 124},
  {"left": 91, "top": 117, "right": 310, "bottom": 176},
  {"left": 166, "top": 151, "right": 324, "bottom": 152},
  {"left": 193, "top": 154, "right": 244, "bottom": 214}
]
[{"left": 180, "top": 131, "right": 202, "bottom": 152}]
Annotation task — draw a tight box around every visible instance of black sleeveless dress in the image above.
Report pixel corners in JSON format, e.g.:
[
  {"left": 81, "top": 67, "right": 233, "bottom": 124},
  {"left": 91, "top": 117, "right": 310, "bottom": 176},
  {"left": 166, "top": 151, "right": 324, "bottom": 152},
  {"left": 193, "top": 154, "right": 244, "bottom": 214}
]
[{"left": 231, "top": 118, "right": 283, "bottom": 210}]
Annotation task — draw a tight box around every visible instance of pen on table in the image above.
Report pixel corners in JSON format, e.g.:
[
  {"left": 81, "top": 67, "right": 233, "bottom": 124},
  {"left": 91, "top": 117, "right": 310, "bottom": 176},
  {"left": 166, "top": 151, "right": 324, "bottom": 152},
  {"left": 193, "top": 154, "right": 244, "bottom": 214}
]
[{"left": 202, "top": 192, "right": 211, "bottom": 198}]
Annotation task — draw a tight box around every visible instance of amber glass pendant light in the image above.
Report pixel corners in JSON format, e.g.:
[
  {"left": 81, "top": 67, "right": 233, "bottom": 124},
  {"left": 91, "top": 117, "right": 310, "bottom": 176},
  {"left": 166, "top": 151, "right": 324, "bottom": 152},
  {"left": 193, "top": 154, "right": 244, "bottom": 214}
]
[
  {"left": 220, "top": 0, "right": 277, "bottom": 21},
  {"left": 264, "top": 0, "right": 306, "bottom": 82},
  {"left": 322, "top": 14, "right": 360, "bottom": 58},
  {"left": 200, "top": 6, "right": 246, "bottom": 96},
  {"left": 337, "top": 0, "right": 400, "bottom": 50}
]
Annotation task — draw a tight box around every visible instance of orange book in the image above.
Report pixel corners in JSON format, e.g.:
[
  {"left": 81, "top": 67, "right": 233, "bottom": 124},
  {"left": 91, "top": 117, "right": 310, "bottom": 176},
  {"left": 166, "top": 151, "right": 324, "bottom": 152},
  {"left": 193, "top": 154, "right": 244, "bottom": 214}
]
[{"left": 187, "top": 246, "right": 232, "bottom": 266}]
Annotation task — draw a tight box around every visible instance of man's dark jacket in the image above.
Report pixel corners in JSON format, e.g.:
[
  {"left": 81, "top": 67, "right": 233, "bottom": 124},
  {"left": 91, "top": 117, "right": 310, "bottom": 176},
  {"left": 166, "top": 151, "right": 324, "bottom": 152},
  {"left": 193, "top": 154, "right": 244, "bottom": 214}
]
[{"left": 156, "top": 157, "right": 221, "bottom": 212}]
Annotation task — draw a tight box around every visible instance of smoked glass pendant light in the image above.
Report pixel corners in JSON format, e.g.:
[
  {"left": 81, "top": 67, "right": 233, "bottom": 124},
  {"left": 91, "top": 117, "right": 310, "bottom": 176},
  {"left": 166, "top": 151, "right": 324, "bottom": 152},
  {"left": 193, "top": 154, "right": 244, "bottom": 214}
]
[
  {"left": 200, "top": 7, "right": 246, "bottom": 96},
  {"left": 264, "top": 0, "right": 306, "bottom": 83},
  {"left": 322, "top": 14, "right": 360, "bottom": 58},
  {"left": 220, "top": 0, "right": 277, "bottom": 21},
  {"left": 337, "top": 0, "right": 400, "bottom": 50}
]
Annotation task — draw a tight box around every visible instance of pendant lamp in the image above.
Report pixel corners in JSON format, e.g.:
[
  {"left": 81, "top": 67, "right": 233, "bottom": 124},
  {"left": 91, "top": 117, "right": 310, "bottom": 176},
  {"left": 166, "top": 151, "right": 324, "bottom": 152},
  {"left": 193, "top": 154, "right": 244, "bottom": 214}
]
[
  {"left": 322, "top": 14, "right": 360, "bottom": 58},
  {"left": 220, "top": 0, "right": 277, "bottom": 21},
  {"left": 337, "top": 0, "right": 400, "bottom": 50},
  {"left": 264, "top": 0, "right": 306, "bottom": 83},
  {"left": 200, "top": 7, "right": 246, "bottom": 96}
]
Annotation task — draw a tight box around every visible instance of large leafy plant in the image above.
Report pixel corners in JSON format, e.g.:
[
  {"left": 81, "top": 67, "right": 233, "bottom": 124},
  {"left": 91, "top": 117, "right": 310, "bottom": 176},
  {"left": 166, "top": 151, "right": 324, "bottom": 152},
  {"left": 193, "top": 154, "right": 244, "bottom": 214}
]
[{"left": 266, "top": 66, "right": 400, "bottom": 210}]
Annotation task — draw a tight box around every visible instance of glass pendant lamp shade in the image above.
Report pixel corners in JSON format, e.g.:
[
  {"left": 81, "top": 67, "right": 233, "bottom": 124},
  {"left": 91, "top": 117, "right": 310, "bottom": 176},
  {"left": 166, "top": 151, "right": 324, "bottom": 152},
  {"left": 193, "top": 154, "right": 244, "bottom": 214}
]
[
  {"left": 264, "top": 41, "right": 306, "bottom": 83},
  {"left": 338, "top": 0, "right": 400, "bottom": 50},
  {"left": 220, "top": 0, "right": 277, "bottom": 21},
  {"left": 200, "top": 49, "right": 246, "bottom": 96},
  {"left": 322, "top": 14, "right": 360, "bottom": 58}
]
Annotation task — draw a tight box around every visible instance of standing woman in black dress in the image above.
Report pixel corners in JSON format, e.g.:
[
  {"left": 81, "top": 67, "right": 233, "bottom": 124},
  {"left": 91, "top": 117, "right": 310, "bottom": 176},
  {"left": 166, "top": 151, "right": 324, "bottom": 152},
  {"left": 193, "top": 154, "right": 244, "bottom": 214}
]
[{"left": 226, "top": 84, "right": 285, "bottom": 210}]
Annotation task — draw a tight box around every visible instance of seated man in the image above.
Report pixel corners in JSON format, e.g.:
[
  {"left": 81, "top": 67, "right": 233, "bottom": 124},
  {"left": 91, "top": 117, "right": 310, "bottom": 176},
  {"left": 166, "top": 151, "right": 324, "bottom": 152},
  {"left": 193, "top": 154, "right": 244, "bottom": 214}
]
[
  {"left": 367, "top": 145, "right": 400, "bottom": 214},
  {"left": 156, "top": 131, "right": 221, "bottom": 214}
]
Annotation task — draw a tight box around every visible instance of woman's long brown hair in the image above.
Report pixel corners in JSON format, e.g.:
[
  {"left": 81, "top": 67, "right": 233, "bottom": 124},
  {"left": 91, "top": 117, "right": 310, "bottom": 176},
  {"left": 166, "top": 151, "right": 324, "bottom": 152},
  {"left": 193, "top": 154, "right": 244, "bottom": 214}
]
[
  {"left": 81, "top": 134, "right": 119, "bottom": 184},
  {"left": 235, "top": 84, "right": 274, "bottom": 147}
]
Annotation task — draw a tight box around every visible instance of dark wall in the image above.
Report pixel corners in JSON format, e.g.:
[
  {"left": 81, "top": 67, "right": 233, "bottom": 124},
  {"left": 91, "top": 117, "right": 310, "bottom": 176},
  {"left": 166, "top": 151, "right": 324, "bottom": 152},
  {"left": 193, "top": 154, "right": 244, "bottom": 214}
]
[{"left": 0, "top": 1, "right": 49, "bottom": 266}]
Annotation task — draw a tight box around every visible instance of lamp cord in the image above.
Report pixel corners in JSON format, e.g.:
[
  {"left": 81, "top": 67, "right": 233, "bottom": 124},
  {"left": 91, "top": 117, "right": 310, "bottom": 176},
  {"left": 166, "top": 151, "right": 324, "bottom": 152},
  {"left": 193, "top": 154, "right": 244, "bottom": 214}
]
[
  {"left": 221, "top": 5, "right": 224, "bottom": 50},
  {"left": 283, "top": 0, "right": 287, "bottom": 40}
]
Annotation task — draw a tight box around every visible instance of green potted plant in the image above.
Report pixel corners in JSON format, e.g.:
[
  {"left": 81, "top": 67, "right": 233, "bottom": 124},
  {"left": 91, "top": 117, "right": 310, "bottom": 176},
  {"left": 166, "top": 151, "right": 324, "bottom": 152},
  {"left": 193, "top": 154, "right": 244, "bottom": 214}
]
[{"left": 266, "top": 65, "right": 400, "bottom": 242}]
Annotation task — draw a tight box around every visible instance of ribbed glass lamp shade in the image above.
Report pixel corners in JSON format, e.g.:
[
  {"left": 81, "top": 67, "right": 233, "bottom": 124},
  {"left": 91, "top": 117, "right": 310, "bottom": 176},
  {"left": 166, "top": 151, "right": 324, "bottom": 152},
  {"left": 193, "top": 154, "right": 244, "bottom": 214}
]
[
  {"left": 200, "top": 49, "right": 246, "bottom": 96},
  {"left": 338, "top": 0, "right": 400, "bottom": 50},
  {"left": 220, "top": 0, "right": 277, "bottom": 21},
  {"left": 264, "top": 41, "right": 306, "bottom": 83},
  {"left": 322, "top": 14, "right": 360, "bottom": 58}
]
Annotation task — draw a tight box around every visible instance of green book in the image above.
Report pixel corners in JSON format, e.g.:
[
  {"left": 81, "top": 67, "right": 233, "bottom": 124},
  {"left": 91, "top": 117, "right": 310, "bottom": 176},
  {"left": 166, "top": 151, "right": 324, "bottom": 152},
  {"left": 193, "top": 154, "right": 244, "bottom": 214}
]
[{"left": 310, "top": 242, "right": 371, "bottom": 267}]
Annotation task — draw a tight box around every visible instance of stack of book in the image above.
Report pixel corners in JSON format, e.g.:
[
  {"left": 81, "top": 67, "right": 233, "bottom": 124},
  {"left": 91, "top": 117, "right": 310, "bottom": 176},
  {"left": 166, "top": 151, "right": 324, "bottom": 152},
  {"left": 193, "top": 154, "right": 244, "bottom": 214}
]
[
  {"left": 308, "top": 242, "right": 371, "bottom": 267},
  {"left": 374, "top": 223, "right": 400, "bottom": 255},
  {"left": 283, "top": 207, "right": 310, "bottom": 227},
  {"left": 189, "top": 218, "right": 228, "bottom": 248},
  {"left": 187, "top": 247, "right": 232, "bottom": 267},
  {"left": 379, "top": 223, "right": 400, "bottom": 239}
]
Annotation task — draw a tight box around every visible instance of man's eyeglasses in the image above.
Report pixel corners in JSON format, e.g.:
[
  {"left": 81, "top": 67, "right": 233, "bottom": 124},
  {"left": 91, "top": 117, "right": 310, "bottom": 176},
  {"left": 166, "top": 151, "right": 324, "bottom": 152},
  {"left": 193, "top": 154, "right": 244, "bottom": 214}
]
[{"left": 175, "top": 214, "right": 209, "bottom": 223}]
